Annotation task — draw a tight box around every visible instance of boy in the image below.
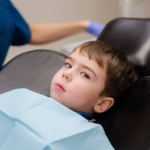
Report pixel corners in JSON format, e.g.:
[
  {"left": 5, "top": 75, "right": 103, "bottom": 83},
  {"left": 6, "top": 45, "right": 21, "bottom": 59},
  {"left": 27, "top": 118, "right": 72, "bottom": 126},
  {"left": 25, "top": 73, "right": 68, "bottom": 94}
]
[
  {"left": 50, "top": 40, "right": 138, "bottom": 117},
  {"left": 0, "top": 40, "right": 137, "bottom": 150}
]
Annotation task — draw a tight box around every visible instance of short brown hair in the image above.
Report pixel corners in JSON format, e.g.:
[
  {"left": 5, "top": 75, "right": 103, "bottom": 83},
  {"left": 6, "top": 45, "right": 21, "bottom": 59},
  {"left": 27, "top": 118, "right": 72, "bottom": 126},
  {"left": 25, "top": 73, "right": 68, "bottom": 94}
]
[{"left": 72, "top": 40, "right": 138, "bottom": 100}]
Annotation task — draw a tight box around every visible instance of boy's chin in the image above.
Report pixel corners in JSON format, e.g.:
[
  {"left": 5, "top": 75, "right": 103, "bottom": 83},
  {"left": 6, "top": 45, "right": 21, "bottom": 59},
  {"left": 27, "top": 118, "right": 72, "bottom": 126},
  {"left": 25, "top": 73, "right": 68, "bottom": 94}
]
[{"left": 50, "top": 93, "right": 61, "bottom": 103}]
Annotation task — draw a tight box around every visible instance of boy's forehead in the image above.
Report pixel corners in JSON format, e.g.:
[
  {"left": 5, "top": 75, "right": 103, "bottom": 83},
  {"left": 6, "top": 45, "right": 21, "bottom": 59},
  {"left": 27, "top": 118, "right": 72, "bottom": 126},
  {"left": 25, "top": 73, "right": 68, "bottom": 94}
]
[
  {"left": 70, "top": 48, "right": 89, "bottom": 59},
  {"left": 70, "top": 48, "right": 100, "bottom": 66},
  {"left": 69, "top": 49, "right": 104, "bottom": 70},
  {"left": 68, "top": 50, "right": 93, "bottom": 65}
]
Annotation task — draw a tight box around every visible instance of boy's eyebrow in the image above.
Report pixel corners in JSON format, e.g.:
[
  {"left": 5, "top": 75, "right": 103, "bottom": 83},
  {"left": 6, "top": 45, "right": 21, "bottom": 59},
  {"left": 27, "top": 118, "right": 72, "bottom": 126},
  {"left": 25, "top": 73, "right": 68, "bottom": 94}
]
[
  {"left": 66, "top": 56, "right": 97, "bottom": 78},
  {"left": 82, "top": 64, "right": 97, "bottom": 78},
  {"left": 67, "top": 56, "right": 74, "bottom": 62}
]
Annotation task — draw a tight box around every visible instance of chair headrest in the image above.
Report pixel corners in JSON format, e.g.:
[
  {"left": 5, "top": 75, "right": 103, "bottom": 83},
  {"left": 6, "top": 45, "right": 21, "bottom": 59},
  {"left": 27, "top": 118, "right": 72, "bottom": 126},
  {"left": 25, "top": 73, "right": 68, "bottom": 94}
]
[
  {"left": 0, "top": 50, "right": 67, "bottom": 95},
  {"left": 97, "top": 18, "right": 150, "bottom": 77}
]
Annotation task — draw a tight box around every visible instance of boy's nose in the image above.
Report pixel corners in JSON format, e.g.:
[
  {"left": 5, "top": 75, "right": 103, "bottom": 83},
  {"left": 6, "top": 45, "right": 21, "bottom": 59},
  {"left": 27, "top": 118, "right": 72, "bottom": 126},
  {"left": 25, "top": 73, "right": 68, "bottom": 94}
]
[{"left": 62, "top": 72, "right": 72, "bottom": 82}]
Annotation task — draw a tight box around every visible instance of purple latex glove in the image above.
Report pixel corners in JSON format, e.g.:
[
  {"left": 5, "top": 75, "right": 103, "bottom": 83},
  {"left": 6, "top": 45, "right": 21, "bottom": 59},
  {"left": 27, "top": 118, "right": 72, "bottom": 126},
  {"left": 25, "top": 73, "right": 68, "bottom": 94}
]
[{"left": 86, "top": 21, "right": 105, "bottom": 37}]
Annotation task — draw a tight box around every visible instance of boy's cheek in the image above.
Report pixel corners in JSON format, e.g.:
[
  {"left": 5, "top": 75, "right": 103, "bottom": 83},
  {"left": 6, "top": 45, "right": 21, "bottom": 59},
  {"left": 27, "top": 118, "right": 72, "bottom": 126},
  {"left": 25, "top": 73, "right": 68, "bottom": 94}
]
[
  {"left": 69, "top": 84, "right": 90, "bottom": 97},
  {"left": 52, "top": 72, "right": 61, "bottom": 83}
]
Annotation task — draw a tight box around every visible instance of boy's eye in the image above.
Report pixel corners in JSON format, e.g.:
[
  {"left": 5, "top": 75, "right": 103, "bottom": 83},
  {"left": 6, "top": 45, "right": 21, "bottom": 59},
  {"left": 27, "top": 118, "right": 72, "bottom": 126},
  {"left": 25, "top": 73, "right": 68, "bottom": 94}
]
[
  {"left": 81, "top": 72, "right": 90, "bottom": 79},
  {"left": 65, "top": 63, "right": 72, "bottom": 68}
]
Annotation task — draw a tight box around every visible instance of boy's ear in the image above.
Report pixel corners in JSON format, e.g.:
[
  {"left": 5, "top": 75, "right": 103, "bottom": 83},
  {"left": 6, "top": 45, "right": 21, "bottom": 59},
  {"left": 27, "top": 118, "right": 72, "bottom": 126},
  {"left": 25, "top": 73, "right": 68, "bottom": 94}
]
[{"left": 94, "top": 97, "right": 114, "bottom": 113}]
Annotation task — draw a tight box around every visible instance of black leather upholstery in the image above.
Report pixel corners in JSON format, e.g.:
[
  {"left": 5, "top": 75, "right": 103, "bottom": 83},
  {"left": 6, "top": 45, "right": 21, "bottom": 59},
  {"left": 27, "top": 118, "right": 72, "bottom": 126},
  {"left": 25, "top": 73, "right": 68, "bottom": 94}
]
[
  {"left": 94, "top": 76, "right": 150, "bottom": 150},
  {"left": 95, "top": 18, "right": 150, "bottom": 150},
  {"left": 0, "top": 50, "right": 67, "bottom": 95},
  {"left": 97, "top": 18, "right": 150, "bottom": 77}
]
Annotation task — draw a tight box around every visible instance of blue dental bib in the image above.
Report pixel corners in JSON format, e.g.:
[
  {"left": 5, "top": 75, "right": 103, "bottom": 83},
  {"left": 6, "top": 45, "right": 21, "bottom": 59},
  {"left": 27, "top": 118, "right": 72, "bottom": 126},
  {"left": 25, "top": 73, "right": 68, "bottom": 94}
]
[{"left": 0, "top": 89, "right": 114, "bottom": 150}]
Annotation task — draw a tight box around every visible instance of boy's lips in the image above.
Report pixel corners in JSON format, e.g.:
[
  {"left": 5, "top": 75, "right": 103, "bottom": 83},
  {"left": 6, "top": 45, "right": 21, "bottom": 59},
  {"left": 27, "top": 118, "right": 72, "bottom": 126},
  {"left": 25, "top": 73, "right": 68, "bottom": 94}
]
[{"left": 55, "top": 83, "right": 65, "bottom": 92}]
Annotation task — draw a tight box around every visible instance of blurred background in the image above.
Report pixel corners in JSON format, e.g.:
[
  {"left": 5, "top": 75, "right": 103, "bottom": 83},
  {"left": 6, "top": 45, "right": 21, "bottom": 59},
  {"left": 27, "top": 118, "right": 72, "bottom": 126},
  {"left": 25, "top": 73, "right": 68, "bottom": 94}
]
[
  {"left": 5, "top": 0, "right": 119, "bottom": 64},
  {"left": 5, "top": 0, "right": 150, "bottom": 64}
]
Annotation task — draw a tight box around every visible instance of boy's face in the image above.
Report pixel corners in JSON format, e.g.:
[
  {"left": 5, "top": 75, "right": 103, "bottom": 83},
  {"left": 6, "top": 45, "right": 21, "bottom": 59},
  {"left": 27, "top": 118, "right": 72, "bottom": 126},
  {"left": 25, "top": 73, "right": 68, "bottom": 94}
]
[{"left": 50, "top": 49, "right": 107, "bottom": 114}]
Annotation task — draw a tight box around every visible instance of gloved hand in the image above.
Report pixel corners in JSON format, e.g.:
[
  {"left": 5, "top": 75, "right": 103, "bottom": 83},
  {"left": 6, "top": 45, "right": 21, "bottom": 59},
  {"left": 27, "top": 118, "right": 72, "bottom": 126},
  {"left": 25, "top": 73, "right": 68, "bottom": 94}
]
[{"left": 86, "top": 21, "right": 105, "bottom": 37}]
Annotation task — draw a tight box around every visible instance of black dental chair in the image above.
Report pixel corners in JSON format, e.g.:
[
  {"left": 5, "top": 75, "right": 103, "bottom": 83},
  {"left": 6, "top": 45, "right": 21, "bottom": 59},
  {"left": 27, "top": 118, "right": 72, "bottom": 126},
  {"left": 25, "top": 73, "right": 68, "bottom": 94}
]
[
  {"left": 0, "top": 50, "right": 67, "bottom": 95},
  {"left": 0, "top": 18, "right": 150, "bottom": 150},
  {"left": 95, "top": 18, "right": 150, "bottom": 150}
]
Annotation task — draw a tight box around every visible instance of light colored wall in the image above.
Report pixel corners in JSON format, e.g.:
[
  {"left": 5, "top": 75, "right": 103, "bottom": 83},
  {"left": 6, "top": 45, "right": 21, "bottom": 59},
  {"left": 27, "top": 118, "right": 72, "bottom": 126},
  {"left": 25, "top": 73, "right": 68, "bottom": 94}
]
[
  {"left": 4, "top": 0, "right": 119, "bottom": 64},
  {"left": 119, "top": 0, "right": 150, "bottom": 18}
]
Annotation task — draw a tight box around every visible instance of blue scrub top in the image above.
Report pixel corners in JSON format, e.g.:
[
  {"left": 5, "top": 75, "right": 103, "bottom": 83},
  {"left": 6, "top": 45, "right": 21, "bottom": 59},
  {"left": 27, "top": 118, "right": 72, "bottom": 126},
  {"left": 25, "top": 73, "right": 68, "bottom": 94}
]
[{"left": 0, "top": 0, "right": 31, "bottom": 68}]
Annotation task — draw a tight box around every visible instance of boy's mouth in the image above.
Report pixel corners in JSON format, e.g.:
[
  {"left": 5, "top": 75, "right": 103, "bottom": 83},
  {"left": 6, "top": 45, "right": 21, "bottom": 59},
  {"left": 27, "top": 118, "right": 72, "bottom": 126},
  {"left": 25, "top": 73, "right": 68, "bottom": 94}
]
[{"left": 55, "top": 83, "right": 65, "bottom": 92}]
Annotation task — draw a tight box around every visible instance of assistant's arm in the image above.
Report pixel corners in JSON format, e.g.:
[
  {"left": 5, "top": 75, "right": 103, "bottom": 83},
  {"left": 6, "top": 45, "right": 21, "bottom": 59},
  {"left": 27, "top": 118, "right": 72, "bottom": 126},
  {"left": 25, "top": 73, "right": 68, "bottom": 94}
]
[{"left": 29, "top": 20, "right": 90, "bottom": 44}]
